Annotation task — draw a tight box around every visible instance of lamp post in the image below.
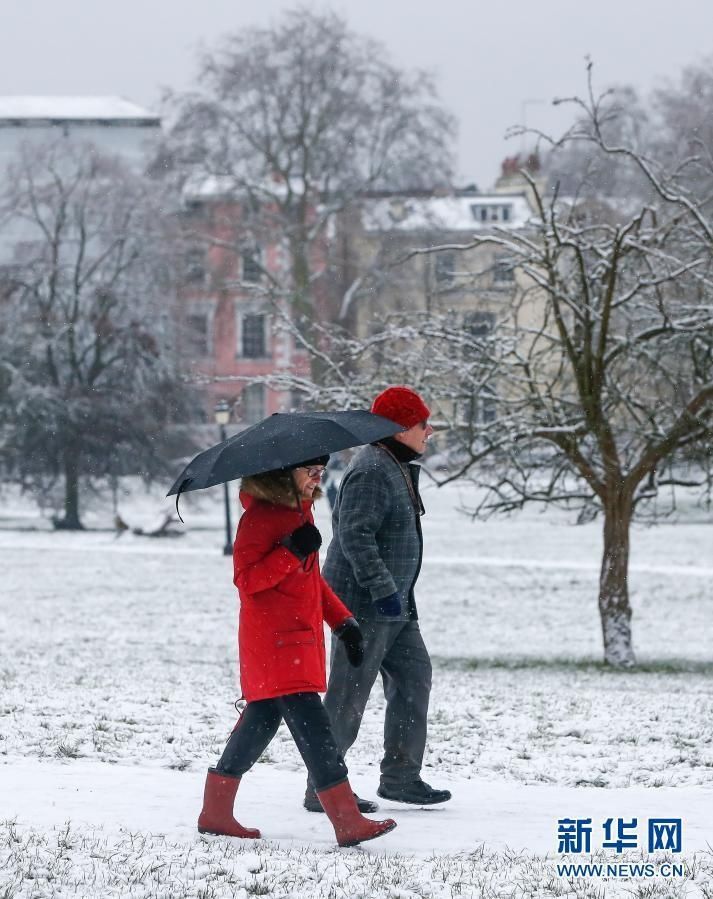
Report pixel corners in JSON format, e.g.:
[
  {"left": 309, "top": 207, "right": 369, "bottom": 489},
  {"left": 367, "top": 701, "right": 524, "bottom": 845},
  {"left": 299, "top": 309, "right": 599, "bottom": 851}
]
[{"left": 214, "top": 399, "right": 233, "bottom": 556}]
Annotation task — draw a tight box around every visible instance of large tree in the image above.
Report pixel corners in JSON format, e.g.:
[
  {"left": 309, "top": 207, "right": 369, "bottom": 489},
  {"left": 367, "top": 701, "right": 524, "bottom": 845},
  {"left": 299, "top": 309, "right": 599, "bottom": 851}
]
[
  {"left": 428, "top": 73, "right": 713, "bottom": 666},
  {"left": 0, "top": 141, "right": 189, "bottom": 528},
  {"left": 162, "top": 7, "right": 456, "bottom": 350}
]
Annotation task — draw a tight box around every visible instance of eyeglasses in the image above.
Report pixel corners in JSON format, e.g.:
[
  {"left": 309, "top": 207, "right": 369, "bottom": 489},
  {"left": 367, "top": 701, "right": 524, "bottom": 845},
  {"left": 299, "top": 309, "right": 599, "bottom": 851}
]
[{"left": 299, "top": 466, "right": 325, "bottom": 478}]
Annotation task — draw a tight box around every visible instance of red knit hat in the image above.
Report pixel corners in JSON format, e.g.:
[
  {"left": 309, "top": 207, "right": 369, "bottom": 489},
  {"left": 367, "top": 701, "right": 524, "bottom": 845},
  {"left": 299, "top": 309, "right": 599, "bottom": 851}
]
[{"left": 370, "top": 386, "right": 431, "bottom": 429}]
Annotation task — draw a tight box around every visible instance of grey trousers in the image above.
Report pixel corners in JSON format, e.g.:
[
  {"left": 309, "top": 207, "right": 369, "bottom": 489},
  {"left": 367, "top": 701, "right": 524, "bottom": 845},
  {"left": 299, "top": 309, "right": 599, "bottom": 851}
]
[{"left": 317, "top": 619, "right": 432, "bottom": 787}]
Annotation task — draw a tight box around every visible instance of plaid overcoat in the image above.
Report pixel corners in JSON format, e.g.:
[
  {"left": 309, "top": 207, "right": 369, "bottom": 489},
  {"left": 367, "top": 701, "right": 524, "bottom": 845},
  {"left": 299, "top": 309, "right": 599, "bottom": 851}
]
[{"left": 322, "top": 444, "right": 424, "bottom": 622}]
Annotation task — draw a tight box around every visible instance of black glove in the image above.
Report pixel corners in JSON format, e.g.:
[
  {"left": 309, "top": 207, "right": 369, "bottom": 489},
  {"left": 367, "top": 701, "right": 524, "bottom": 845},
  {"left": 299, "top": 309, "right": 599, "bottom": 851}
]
[
  {"left": 335, "top": 617, "right": 364, "bottom": 668},
  {"left": 374, "top": 592, "right": 401, "bottom": 617},
  {"left": 280, "top": 522, "right": 322, "bottom": 561}
]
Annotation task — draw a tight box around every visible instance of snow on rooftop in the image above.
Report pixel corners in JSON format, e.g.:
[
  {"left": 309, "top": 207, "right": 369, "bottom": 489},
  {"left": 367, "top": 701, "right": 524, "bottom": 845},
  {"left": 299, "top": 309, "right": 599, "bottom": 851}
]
[
  {"left": 362, "top": 193, "right": 534, "bottom": 232},
  {"left": 183, "top": 174, "right": 239, "bottom": 200},
  {"left": 182, "top": 172, "right": 311, "bottom": 201},
  {"left": 0, "top": 96, "right": 160, "bottom": 123}
]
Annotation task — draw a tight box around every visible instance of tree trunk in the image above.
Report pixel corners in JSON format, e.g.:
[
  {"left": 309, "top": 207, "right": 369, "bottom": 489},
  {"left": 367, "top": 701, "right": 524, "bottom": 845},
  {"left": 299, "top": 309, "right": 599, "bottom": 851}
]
[
  {"left": 599, "top": 490, "right": 635, "bottom": 667},
  {"left": 56, "top": 447, "right": 84, "bottom": 530},
  {"left": 289, "top": 233, "right": 327, "bottom": 384}
]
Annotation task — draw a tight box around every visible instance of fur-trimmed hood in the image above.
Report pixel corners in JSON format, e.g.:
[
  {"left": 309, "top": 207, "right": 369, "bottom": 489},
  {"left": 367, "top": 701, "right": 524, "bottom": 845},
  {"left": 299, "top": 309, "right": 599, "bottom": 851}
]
[{"left": 240, "top": 470, "right": 323, "bottom": 508}]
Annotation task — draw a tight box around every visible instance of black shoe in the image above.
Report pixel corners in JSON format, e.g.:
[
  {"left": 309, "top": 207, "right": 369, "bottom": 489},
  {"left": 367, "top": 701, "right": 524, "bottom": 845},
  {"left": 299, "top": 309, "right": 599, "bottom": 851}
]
[
  {"left": 303, "top": 787, "right": 379, "bottom": 814},
  {"left": 377, "top": 780, "right": 452, "bottom": 805}
]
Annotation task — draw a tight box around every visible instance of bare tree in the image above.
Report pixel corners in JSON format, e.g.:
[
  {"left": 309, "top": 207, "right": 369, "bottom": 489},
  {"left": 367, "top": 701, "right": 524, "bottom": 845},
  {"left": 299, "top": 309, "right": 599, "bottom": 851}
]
[
  {"left": 0, "top": 141, "right": 190, "bottom": 528},
  {"left": 425, "top": 73, "right": 713, "bottom": 667},
  {"left": 161, "top": 7, "right": 456, "bottom": 358}
]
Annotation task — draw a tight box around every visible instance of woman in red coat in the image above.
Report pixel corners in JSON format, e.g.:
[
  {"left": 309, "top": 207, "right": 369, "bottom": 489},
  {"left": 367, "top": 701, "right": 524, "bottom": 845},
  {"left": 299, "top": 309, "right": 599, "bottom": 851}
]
[{"left": 197, "top": 456, "right": 396, "bottom": 847}]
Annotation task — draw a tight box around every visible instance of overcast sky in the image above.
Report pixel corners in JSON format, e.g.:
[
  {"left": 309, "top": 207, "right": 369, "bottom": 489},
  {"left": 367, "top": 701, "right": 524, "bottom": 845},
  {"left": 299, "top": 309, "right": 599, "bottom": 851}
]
[{"left": 2, "top": 0, "right": 711, "bottom": 187}]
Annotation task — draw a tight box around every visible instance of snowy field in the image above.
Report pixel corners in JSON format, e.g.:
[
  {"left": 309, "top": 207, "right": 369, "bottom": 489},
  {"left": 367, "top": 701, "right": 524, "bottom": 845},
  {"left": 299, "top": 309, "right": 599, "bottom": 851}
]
[{"left": 1, "top": 479, "right": 712, "bottom": 897}]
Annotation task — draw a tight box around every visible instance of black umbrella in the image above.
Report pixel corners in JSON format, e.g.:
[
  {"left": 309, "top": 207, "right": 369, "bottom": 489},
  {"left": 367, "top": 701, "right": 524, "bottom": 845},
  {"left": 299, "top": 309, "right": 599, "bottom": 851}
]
[{"left": 166, "top": 410, "right": 403, "bottom": 501}]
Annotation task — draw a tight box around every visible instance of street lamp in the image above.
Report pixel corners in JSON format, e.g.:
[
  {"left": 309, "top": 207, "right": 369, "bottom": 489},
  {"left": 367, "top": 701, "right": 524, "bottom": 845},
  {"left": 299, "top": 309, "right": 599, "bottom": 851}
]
[{"left": 214, "top": 399, "right": 233, "bottom": 556}]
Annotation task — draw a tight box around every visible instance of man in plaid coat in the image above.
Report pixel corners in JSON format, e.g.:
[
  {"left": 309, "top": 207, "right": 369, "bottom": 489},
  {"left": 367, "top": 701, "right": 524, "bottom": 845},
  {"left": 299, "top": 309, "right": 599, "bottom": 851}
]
[{"left": 304, "top": 386, "right": 452, "bottom": 811}]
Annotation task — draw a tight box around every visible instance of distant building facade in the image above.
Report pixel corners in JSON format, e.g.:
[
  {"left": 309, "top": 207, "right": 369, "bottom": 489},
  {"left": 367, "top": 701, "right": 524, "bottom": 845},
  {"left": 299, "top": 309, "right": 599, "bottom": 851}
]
[
  {"left": 338, "top": 188, "right": 533, "bottom": 326},
  {"left": 0, "top": 96, "right": 162, "bottom": 265},
  {"left": 0, "top": 96, "right": 161, "bottom": 175},
  {"left": 0, "top": 99, "right": 550, "bottom": 429}
]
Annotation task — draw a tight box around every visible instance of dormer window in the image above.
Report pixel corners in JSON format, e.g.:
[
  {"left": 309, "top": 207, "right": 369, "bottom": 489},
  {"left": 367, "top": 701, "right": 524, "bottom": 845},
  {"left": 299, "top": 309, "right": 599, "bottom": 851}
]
[{"left": 470, "top": 203, "right": 514, "bottom": 224}]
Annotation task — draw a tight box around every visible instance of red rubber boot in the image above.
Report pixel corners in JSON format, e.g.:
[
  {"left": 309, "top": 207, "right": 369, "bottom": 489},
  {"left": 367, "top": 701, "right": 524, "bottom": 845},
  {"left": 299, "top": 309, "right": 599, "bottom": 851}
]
[
  {"left": 197, "top": 768, "right": 261, "bottom": 839},
  {"left": 317, "top": 780, "right": 397, "bottom": 847}
]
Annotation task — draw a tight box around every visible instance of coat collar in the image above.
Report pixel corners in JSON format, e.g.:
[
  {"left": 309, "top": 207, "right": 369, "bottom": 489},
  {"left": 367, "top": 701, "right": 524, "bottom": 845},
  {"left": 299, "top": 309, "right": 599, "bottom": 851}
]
[
  {"left": 375, "top": 436, "right": 422, "bottom": 464},
  {"left": 239, "top": 490, "right": 312, "bottom": 515}
]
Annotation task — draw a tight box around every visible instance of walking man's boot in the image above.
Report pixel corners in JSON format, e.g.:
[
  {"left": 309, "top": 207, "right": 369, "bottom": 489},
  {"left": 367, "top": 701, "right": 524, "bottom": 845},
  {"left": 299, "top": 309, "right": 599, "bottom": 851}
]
[
  {"left": 304, "top": 782, "right": 378, "bottom": 813},
  {"left": 377, "top": 779, "right": 451, "bottom": 805}
]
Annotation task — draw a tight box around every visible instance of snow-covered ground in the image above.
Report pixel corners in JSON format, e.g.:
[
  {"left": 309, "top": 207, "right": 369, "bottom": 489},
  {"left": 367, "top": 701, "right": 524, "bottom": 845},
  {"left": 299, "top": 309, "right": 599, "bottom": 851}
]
[{"left": 1, "top": 480, "right": 712, "bottom": 896}]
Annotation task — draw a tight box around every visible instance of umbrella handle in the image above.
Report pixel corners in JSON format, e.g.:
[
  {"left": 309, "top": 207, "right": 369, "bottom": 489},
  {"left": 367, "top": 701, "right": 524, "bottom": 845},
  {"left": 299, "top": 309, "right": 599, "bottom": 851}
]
[{"left": 174, "top": 479, "right": 192, "bottom": 523}]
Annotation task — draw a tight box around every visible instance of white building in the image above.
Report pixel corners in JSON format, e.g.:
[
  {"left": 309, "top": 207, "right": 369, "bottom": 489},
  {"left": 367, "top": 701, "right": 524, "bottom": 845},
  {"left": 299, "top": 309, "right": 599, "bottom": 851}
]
[
  {"left": 0, "top": 97, "right": 162, "bottom": 261},
  {"left": 0, "top": 95, "right": 161, "bottom": 175}
]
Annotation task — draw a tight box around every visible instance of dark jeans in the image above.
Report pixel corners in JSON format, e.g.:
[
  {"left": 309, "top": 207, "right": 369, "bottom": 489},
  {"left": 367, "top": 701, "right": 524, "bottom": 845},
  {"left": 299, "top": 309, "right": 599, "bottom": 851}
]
[
  {"left": 317, "top": 620, "right": 432, "bottom": 787},
  {"left": 215, "top": 691, "right": 348, "bottom": 791}
]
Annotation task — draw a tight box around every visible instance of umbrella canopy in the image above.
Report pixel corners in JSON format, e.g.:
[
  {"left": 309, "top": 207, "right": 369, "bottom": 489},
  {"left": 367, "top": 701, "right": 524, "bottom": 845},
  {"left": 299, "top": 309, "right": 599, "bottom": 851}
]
[{"left": 166, "top": 410, "right": 403, "bottom": 497}]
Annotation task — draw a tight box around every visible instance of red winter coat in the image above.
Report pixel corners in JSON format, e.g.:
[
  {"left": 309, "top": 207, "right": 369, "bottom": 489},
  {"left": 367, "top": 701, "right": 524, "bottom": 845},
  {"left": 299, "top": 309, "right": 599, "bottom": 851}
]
[{"left": 233, "top": 490, "right": 353, "bottom": 702}]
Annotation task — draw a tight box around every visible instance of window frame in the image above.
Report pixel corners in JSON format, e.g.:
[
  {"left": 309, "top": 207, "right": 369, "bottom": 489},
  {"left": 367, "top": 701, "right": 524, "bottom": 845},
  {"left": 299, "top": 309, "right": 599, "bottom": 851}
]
[
  {"left": 184, "top": 246, "right": 207, "bottom": 286},
  {"left": 236, "top": 308, "right": 269, "bottom": 359},
  {"left": 434, "top": 250, "right": 457, "bottom": 286},
  {"left": 492, "top": 254, "right": 516, "bottom": 286},
  {"left": 185, "top": 308, "right": 212, "bottom": 358}
]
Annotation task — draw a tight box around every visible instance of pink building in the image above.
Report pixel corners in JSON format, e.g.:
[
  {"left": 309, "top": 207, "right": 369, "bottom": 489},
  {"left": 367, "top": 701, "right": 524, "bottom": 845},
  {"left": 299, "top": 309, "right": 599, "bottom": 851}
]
[{"left": 179, "top": 184, "right": 315, "bottom": 425}]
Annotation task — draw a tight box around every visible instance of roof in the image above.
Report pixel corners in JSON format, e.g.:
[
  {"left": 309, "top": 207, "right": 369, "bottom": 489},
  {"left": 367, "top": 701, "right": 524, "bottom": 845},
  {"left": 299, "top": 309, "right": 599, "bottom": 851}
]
[
  {"left": 361, "top": 193, "right": 534, "bottom": 232},
  {"left": 0, "top": 96, "right": 160, "bottom": 126}
]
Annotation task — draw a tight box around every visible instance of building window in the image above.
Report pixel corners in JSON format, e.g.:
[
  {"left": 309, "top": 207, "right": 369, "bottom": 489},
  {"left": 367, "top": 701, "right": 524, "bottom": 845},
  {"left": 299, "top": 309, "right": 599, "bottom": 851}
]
[
  {"left": 241, "top": 313, "right": 267, "bottom": 358},
  {"left": 464, "top": 311, "right": 494, "bottom": 339},
  {"left": 459, "top": 312, "right": 497, "bottom": 425},
  {"left": 435, "top": 251, "right": 456, "bottom": 285},
  {"left": 184, "top": 248, "right": 206, "bottom": 285},
  {"left": 459, "top": 386, "right": 497, "bottom": 427},
  {"left": 478, "top": 385, "right": 497, "bottom": 423},
  {"left": 0, "top": 263, "right": 20, "bottom": 292},
  {"left": 460, "top": 384, "right": 497, "bottom": 426},
  {"left": 493, "top": 255, "right": 515, "bottom": 285},
  {"left": 241, "top": 248, "right": 262, "bottom": 283},
  {"left": 183, "top": 199, "right": 206, "bottom": 221},
  {"left": 241, "top": 383, "right": 266, "bottom": 423},
  {"left": 186, "top": 312, "right": 210, "bottom": 357}
]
